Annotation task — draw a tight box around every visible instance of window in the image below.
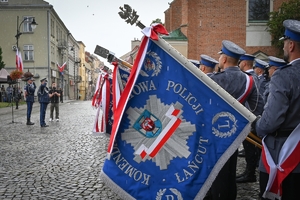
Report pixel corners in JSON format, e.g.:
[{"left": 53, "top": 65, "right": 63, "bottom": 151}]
[
  {"left": 24, "top": 45, "right": 34, "bottom": 61},
  {"left": 248, "top": 0, "right": 270, "bottom": 23},
  {"left": 51, "top": 19, "right": 55, "bottom": 36},
  {"left": 23, "top": 17, "right": 34, "bottom": 32}
]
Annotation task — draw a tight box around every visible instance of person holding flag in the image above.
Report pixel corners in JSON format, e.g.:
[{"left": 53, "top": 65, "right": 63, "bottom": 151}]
[
  {"left": 207, "top": 40, "right": 264, "bottom": 200},
  {"left": 252, "top": 19, "right": 300, "bottom": 200}
]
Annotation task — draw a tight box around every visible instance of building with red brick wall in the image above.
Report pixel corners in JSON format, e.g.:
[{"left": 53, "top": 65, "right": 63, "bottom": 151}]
[{"left": 164, "top": 0, "right": 289, "bottom": 61}]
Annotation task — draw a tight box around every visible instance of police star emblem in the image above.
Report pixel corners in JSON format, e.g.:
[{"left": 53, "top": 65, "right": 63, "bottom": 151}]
[{"left": 122, "top": 95, "right": 195, "bottom": 170}]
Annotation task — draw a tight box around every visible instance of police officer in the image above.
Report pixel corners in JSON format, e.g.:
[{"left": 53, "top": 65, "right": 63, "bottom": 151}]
[
  {"left": 199, "top": 54, "right": 219, "bottom": 77},
  {"left": 206, "top": 40, "right": 264, "bottom": 200},
  {"left": 263, "top": 56, "right": 286, "bottom": 102},
  {"left": 238, "top": 54, "right": 257, "bottom": 158},
  {"left": 236, "top": 53, "right": 263, "bottom": 183},
  {"left": 24, "top": 77, "right": 36, "bottom": 125},
  {"left": 254, "top": 58, "right": 269, "bottom": 97},
  {"left": 188, "top": 59, "right": 200, "bottom": 68},
  {"left": 38, "top": 78, "right": 51, "bottom": 127},
  {"left": 239, "top": 54, "right": 256, "bottom": 76},
  {"left": 252, "top": 19, "right": 300, "bottom": 200}
]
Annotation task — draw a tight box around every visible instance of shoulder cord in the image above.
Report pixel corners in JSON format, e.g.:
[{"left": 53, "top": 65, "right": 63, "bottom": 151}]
[
  {"left": 26, "top": 84, "right": 34, "bottom": 95},
  {"left": 39, "top": 86, "right": 48, "bottom": 95},
  {"left": 248, "top": 77, "right": 259, "bottom": 113}
]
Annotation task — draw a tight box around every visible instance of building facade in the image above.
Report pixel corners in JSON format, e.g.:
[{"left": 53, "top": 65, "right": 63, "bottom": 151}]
[
  {"left": 164, "top": 0, "right": 288, "bottom": 61},
  {"left": 0, "top": 0, "right": 98, "bottom": 100}
]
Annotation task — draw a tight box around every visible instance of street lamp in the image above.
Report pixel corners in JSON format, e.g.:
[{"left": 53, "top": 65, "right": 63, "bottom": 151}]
[{"left": 15, "top": 16, "right": 38, "bottom": 49}]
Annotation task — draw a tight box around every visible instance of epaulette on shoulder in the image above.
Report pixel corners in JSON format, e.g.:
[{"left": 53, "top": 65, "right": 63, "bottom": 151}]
[{"left": 278, "top": 64, "right": 292, "bottom": 70}]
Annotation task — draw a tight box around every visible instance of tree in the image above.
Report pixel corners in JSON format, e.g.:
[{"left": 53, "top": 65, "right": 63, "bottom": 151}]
[
  {"left": 0, "top": 46, "right": 5, "bottom": 70},
  {"left": 151, "top": 18, "right": 163, "bottom": 25},
  {"left": 267, "top": 0, "right": 300, "bottom": 55}
]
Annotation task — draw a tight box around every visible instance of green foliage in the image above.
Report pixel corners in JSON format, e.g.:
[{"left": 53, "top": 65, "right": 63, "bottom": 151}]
[
  {"left": 151, "top": 18, "right": 163, "bottom": 25},
  {"left": 267, "top": 0, "right": 300, "bottom": 55},
  {"left": 0, "top": 46, "right": 5, "bottom": 70}
]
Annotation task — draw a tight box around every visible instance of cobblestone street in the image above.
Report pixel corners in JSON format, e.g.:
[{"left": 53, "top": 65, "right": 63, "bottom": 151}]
[{"left": 0, "top": 101, "right": 260, "bottom": 199}]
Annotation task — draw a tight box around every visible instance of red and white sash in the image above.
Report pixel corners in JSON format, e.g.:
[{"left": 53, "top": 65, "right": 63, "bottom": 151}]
[
  {"left": 107, "top": 24, "right": 169, "bottom": 155},
  {"left": 237, "top": 74, "right": 253, "bottom": 103},
  {"left": 261, "top": 124, "right": 300, "bottom": 200}
]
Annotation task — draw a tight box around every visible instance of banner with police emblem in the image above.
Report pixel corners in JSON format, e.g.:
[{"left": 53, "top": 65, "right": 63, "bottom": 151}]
[{"left": 100, "top": 28, "right": 256, "bottom": 200}]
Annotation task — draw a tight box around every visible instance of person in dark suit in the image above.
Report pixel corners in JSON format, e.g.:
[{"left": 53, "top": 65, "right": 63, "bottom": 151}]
[
  {"left": 252, "top": 19, "right": 300, "bottom": 200},
  {"left": 13, "top": 85, "right": 22, "bottom": 109},
  {"left": 206, "top": 40, "right": 264, "bottom": 200},
  {"left": 59, "top": 88, "right": 63, "bottom": 103}
]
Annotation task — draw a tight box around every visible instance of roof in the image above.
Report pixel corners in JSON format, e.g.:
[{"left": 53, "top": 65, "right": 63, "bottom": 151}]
[{"left": 162, "top": 28, "right": 188, "bottom": 41}]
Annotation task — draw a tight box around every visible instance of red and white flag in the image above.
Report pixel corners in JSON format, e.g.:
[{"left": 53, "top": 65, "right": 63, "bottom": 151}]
[
  {"left": 262, "top": 124, "right": 300, "bottom": 200},
  {"left": 92, "top": 71, "right": 112, "bottom": 135},
  {"left": 112, "top": 62, "right": 121, "bottom": 113},
  {"left": 16, "top": 48, "right": 23, "bottom": 72},
  {"left": 57, "top": 62, "right": 66, "bottom": 74}
]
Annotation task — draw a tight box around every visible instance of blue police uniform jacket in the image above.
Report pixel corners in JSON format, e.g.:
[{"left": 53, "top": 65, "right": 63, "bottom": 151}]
[
  {"left": 24, "top": 83, "right": 36, "bottom": 102},
  {"left": 257, "top": 75, "right": 269, "bottom": 97},
  {"left": 211, "top": 66, "right": 264, "bottom": 116},
  {"left": 244, "top": 70, "right": 264, "bottom": 116},
  {"left": 262, "top": 82, "right": 269, "bottom": 103},
  {"left": 38, "top": 84, "right": 50, "bottom": 103},
  {"left": 256, "top": 59, "right": 300, "bottom": 173}
]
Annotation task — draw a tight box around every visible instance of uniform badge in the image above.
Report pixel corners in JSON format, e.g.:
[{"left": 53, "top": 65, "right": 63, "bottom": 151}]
[
  {"left": 140, "top": 51, "right": 162, "bottom": 77},
  {"left": 122, "top": 95, "right": 195, "bottom": 170}
]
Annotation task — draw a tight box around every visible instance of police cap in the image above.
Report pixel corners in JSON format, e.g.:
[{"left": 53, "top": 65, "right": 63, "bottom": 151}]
[
  {"left": 254, "top": 59, "right": 268, "bottom": 69},
  {"left": 239, "top": 54, "right": 255, "bottom": 61},
  {"left": 218, "top": 40, "right": 246, "bottom": 59},
  {"left": 268, "top": 56, "right": 286, "bottom": 68},
  {"left": 40, "top": 78, "right": 48, "bottom": 82},
  {"left": 279, "top": 19, "right": 300, "bottom": 42},
  {"left": 188, "top": 59, "right": 200, "bottom": 67},
  {"left": 200, "top": 54, "right": 218, "bottom": 68}
]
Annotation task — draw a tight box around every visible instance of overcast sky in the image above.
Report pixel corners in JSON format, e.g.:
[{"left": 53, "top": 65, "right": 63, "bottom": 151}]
[{"left": 46, "top": 0, "right": 171, "bottom": 67}]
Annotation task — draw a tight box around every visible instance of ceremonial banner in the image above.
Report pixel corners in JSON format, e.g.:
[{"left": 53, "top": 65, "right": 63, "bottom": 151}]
[
  {"left": 100, "top": 26, "right": 256, "bottom": 199},
  {"left": 92, "top": 72, "right": 113, "bottom": 135},
  {"left": 16, "top": 48, "right": 23, "bottom": 72}
]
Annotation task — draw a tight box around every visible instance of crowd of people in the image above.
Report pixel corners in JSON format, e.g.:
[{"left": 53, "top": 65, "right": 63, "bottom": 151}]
[
  {"left": 0, "top": 84, "right": 23, "bottom": 109},
  {"left": 0, "top": 75, "right": 63, "bottom": 127},
  {"left": 22, "top": 76, "right": 63, "bottom": 127},
  {"left": 200, "top": 19, "right": 300, "bottom": 200}
]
